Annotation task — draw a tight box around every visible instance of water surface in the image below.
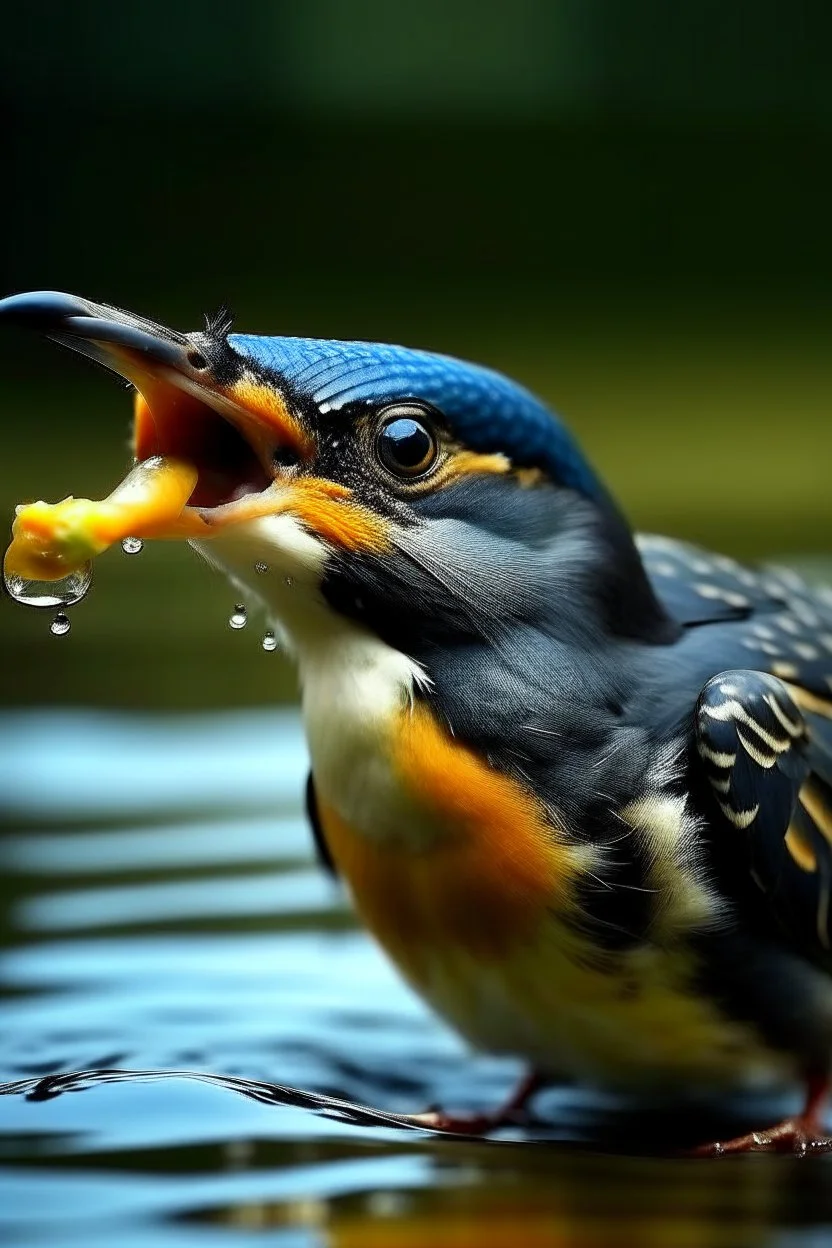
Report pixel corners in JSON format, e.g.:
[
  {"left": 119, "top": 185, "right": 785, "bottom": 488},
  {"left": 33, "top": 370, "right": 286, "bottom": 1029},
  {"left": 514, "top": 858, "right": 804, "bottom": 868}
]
[{"left": 4, "top": 707, "right": 832, "bottom": 1246}]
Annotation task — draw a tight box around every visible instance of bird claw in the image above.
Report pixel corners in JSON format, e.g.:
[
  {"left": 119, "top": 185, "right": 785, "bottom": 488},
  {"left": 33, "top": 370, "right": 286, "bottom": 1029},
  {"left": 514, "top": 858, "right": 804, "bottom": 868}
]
[
  {"left": 689, "top": 1117, "right": 832, "bottom": 1157},
  {"left": 408, "top": 1070, "right": 545, "bottom": 1136},
  {"left": 408, "top": 1105, "right": 529, "bottom": 1136}
]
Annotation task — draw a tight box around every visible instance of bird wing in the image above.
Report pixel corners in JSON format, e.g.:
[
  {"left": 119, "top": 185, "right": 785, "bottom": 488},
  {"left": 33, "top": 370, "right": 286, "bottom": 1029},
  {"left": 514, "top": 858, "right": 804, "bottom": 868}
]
[{"left": 696, "top": 668, "right": 832, "bottom": 962}]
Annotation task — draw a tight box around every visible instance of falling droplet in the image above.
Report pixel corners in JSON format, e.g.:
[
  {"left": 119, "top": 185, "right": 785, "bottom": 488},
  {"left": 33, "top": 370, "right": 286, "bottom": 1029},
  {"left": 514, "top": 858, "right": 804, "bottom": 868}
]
[
  {"left": 254, "top": 561, "right": 269, "bottom": 575},
  {"left": 121, "top": 536, "right": 144, "bottom": 555},
  {"left": 262, "top": 630, "right": 278, "bottom": 652},
  {"left": 50, "top": 612, "right": 71, "bottom": 636},
  {"left": 284, "top": 576, "right": 295, "bottom": 588},
  {"left": 3, "top": 562, "right": 93, "bottom": 609},
  {"left": 229, "top": 604, "right": 248, "bottom": 630}
]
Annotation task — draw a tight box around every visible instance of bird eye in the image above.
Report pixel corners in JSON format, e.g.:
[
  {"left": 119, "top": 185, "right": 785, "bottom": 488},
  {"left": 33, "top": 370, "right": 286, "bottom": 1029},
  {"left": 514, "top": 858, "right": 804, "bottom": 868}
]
[{"left": 375, "top": 409, "right": 438, "bottom": 479}]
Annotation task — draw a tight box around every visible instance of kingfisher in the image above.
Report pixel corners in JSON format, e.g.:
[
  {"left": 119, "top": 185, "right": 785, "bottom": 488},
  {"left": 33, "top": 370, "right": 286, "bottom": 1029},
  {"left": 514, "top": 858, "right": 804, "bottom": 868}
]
[{"left": 3, "top": 290, "right": 832, "bottom": 1155}]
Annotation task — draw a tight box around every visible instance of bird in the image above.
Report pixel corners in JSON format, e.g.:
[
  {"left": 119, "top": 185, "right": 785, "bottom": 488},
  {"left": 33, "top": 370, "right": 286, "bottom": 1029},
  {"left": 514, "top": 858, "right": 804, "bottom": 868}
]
[{"left": 2, "top": 289, "right": 832, "bottom": 1155}]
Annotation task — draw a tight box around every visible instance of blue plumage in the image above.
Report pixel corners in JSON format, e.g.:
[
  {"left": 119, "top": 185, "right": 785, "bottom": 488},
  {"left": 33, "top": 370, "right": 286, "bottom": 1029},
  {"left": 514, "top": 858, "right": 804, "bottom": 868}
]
[{"left": 228, "top": 334, "right": 602, "bottom": 500}]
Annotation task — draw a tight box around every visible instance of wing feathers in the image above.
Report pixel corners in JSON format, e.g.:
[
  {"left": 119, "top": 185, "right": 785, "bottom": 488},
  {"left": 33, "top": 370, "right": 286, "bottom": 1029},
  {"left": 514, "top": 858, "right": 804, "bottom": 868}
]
[{"left": 696, "top": 669, "right": 832, "bottom": 962}]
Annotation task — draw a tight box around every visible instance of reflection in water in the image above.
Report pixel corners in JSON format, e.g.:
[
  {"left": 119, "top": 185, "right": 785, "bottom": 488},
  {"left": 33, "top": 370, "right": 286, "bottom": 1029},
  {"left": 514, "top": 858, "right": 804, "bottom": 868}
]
[
  {"left": 3, "top": 1066, "right": 832, "bottom": 1248},
  {"left": 2, "top": 709, "right": 832, "bottom": 1246}
]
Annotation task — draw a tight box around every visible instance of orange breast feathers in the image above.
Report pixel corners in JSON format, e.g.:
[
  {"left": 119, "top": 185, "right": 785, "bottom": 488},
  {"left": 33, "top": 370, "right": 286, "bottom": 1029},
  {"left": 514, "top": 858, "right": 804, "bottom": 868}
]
[{"left": 318, "top": 704, "right": 585, "bottom": 976}]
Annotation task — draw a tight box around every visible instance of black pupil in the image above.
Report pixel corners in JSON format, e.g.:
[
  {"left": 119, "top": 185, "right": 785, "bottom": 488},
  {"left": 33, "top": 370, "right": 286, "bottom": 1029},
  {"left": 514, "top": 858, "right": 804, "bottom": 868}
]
[{"left": 380, "top": 418, "right": 432, "bottom": 473}]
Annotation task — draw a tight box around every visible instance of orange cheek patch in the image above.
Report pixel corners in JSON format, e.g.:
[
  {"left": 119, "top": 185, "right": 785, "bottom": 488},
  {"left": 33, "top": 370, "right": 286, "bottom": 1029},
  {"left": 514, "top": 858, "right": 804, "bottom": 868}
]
[
  {"left": 284, "top": 478, "right": 391, "bottom": 553},
  {"left": 229, "top": 379, "right": 314, "bottom": 458},
  {"left": 319, "top": 705, "right": 578, "bottom": 975}
]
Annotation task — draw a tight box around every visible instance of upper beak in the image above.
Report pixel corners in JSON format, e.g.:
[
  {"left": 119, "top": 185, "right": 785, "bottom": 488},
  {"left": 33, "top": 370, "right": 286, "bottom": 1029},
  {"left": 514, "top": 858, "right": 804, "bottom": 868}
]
[{"left": 0, "top": 290, "right": 192, "bottom": 374}]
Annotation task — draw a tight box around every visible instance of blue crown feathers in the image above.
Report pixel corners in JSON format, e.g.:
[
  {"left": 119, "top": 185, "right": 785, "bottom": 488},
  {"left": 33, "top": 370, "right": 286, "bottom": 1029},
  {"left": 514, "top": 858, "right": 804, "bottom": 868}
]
[{"left": 228, "top": 335, "right": 601, "bottom": 500}]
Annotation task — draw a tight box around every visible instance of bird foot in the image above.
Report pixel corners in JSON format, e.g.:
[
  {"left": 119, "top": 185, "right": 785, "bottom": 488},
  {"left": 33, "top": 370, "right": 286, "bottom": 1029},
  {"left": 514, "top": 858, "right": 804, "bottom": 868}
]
[
  {"left": 408, "top": 1105, "right": 530, "bottom": 1136},
  {"left": 409, "top": 1069, "right": 545, "bottom": 1136},
  {"left": 690, "top": 1116, "right": 832, "bottom": 1157}
]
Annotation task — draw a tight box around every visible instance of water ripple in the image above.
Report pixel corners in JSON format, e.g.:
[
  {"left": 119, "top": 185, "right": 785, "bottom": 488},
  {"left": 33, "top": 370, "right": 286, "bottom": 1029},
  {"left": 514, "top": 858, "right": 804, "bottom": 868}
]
[{"left": 3, "top": 707, "right": 832, "bottom": 1247}]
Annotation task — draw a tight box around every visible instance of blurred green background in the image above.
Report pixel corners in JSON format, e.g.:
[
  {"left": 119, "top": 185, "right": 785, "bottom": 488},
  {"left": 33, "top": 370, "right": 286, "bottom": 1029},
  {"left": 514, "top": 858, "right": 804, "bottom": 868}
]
[{"left": 2, "top": 0, "right": 831, "bottom": 709}]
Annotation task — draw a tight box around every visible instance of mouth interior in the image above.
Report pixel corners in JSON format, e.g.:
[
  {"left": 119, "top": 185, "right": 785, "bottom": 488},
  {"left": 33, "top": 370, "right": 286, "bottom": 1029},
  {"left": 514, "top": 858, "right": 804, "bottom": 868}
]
[{"left": 134, "top": 386, "right": 273, "bottom": 510}]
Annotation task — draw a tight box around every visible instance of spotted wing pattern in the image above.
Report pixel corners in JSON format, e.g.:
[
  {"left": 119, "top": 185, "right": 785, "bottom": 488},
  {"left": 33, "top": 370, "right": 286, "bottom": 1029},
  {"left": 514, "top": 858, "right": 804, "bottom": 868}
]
[
  {"left": 639, "top": 537, "right": 832, "bottom": 672},
  {"left": 696, "top": 669, "right": 832, "bottom": 959}
]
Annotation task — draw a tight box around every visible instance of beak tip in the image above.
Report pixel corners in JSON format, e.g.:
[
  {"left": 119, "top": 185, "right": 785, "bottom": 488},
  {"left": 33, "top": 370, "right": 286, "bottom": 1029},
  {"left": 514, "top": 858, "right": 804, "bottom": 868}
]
[{"left": 0, "top": 290, "right": 92, "bottom": 332}]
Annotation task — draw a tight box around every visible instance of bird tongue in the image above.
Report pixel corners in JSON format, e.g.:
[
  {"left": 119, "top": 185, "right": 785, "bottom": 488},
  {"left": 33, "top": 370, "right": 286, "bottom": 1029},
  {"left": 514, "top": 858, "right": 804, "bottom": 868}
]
[{"left": 3, "top": 455, "right": 205, "bottom": 582}]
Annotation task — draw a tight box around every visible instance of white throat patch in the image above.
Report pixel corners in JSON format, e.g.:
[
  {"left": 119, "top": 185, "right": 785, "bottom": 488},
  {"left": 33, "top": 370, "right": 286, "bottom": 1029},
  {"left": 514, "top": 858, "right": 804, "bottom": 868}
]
[{"left": 191, "top": 514, "right": 431, "bottom": 837}]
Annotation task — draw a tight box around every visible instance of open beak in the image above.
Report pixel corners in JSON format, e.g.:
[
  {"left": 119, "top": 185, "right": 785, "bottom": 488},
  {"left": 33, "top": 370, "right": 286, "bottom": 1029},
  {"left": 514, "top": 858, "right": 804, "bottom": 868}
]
[
  {"left": 0, "top": 290, "right": 311, "bottom": 519},
  {"left": 1, "top": 292, "right": 388, "bottom": 583}
]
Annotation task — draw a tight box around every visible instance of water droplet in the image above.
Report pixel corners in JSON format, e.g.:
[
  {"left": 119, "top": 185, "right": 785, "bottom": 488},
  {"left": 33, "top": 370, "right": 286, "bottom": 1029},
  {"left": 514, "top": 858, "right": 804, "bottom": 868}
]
[
  {"left": 284, "top": 576, "right": 295, "bottom": 588},
  {"left": 254, "top": 561, "right": 269, "bottom": 575},
  {"left": 50, "top": 612, "right": 71, "bottom": 636},
  {"left": 121, "top": 536, "right": 144, "bottom": 555},
  {"left": 262, "top": 630, "right": 278, "bottom": 652},
  {"left": 229, "top": 604, "right": 247, "bottom": 630},
  {"left": 3, "top": 562, "right": 93, "bottom": 609}
]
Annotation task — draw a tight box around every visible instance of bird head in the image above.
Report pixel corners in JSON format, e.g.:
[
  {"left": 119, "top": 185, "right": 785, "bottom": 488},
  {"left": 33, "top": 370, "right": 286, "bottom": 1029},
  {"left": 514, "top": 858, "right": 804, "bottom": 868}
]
[{"left": 0, "top": 292, "right": 674, "bottom": 669}]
